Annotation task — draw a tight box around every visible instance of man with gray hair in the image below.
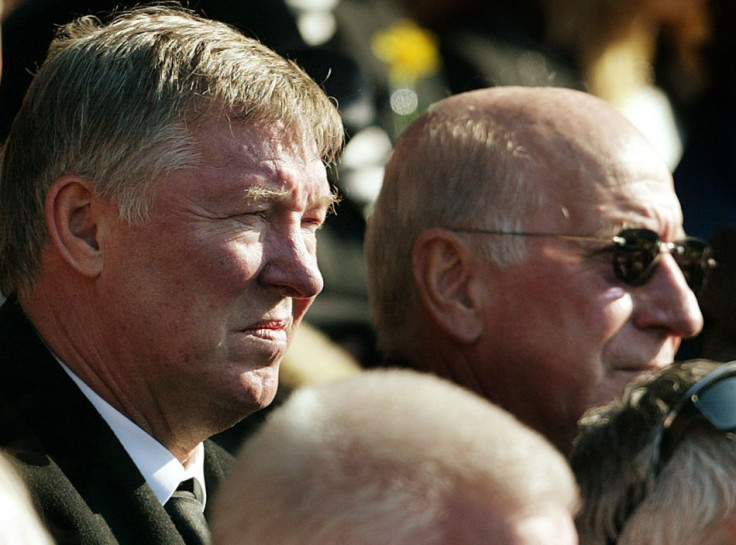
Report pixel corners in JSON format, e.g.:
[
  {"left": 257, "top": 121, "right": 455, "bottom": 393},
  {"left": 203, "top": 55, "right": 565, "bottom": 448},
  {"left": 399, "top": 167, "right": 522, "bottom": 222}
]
[
  {"left": 0, "top": 5, "right": 343, "bottom": 544},
  {"left": 365, "top": 86, "right": 712, "bottom": 454}
]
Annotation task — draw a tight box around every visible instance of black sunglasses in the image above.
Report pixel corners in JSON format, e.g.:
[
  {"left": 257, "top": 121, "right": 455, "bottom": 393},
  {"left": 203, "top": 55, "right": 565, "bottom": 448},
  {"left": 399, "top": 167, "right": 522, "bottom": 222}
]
[
  {"left": 444, "top": 227, "right": 716, "bottom": 293},
  {"left": 652, "top": 361, "right": 736, "bottom": 475}
]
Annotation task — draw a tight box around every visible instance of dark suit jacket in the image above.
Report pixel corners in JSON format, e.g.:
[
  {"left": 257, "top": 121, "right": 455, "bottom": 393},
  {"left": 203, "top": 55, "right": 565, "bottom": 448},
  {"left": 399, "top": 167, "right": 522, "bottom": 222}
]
[{"left": 0, "top": 297, "right": 233, "bottom": 544}]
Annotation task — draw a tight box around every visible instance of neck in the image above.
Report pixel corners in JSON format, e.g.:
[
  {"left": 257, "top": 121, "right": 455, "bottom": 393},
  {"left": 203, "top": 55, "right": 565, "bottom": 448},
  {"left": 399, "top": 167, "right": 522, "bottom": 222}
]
[{"left": 19, "top": 284, "right": 216, "bottom": 465}]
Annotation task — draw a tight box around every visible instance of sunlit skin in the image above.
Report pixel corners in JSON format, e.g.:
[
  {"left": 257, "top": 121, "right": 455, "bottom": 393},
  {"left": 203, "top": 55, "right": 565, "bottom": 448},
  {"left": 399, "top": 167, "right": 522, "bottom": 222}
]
[
  {"left": 22, "top": 118, "right": 335, "bottom": 463},
  {"left": 444, "top": 494, "right": 578, "bottom": 545},
  {"left": 469, "top": 157, "right": 700, "bottom": 452},
  {"left": 416, "top": 89, "right": 704, "bottom": 454}
]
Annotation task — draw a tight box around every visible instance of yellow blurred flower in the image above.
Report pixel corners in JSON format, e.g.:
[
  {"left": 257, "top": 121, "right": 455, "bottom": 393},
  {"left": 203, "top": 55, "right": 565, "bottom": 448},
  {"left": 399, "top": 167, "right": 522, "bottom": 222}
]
[{"left": 371, "top": 19, "right": 441, "bottom": 85}]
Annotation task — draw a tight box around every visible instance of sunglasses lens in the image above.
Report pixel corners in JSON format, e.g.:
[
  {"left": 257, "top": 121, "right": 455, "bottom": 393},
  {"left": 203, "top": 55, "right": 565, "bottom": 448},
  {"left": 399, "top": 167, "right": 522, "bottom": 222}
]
[
  {"left": 612, "top": 229, "right": 660, "bottom": 285},
  {"left": 694, "top": 375, "right": 736, "bottom": 430},
  {"left": 612, "top": 229, "right": 714, "bottom": 291},
  {"left": 673, "top": 239, "right": 712, "bottom": 293},
  {"left": 655, "top": 364, "right": 736, "bottom": 476}
]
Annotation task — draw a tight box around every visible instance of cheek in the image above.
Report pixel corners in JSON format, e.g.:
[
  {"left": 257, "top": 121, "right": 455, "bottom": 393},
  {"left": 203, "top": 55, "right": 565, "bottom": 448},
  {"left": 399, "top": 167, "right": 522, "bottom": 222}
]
[
  {"left": 113, "top": 234, "right": 264, "bottom": 327},
  {"left": 572, "top": 288, "right": 633, "bottom": 368},
  {"left": 493, "top": 265, "right": 633, "bottom": 368},
  {"left": 553, "top": 289, "right": 629, "bottom": 358},
  {"left": 560, "top": 288, "right": 632, "bottom": 371},
  {"left": 580, "top": 288, "right": 640, "bottom": 407},
  {"left": 565, "top": 285, "right": 633, "bottom": 351},
  {"left": 595, "top": 287, "right": 637, "bottom": 357},
  {"left": 171, "top": 234, "right": 265, "bottom": 299},
  {"left": 600, "top": 286, "right": 632, "bottom": 321},
  {"left": 538, "top": 287, "right": 633, "bottom": 408},
  {"left": 210, "top": 243, "right": 263, "bottom": 286}
]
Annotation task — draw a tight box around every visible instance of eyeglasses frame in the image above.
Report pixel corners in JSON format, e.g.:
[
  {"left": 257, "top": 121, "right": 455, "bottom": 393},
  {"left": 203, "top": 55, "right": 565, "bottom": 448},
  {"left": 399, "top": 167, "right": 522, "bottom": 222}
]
[
  {"left": 443, "top": 226, "right": 716, "bottom": 292},
  {"left": 652, "top": 360, "right": 736, "bottom": 476}
]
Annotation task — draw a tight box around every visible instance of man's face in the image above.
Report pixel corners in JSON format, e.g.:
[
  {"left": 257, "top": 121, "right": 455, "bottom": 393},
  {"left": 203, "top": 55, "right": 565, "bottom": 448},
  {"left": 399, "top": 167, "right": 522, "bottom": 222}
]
[
  {"left": 96, "top": 119, "right": 333, "bottom": 426},
  {"left": 467, "top": 127, "right": 704, "bottom": 453}
]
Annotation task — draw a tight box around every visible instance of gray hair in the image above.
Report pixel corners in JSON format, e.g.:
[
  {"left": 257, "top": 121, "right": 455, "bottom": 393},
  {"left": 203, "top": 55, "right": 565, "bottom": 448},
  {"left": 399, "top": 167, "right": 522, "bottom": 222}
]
[
  {"left": 571, "top": 359, "right": 736, "bottom": 545},
  {"left": 0, "top": 5, "right": 344, "bottom": 296},
  {"left": 364, "top": 92, "right": 546, "bottom": 357},
  {"left": 0, "top": 454, "right": 54, "bottom": 544},
  {"left": 211, "top": 369, "right": 578, "bottom": 545}
]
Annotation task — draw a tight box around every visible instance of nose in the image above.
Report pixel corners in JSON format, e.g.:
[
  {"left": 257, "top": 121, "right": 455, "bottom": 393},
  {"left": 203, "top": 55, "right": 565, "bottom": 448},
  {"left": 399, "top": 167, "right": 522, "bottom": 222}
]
[
  {"left": 260, "top": 226, "right": 324, "bottom": 300},
  {"left": 634, "top": 253, "right": 704, "bottom": 338}
]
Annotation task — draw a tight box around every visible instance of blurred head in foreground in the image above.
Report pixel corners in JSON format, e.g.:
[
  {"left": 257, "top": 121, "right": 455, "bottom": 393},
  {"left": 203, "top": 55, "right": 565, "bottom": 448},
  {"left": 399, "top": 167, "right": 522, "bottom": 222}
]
[{"left": 212, "top": 368, "right": 580, "bottom": 545}]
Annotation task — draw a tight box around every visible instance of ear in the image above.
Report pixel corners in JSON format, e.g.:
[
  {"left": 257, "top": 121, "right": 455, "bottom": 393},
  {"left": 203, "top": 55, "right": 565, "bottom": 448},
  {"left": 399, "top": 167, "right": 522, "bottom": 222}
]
[
  {"left": 45, "top": 175, "right": 105, "bottom": 278},
  {"left": 412, "top": 229, "right": 484, "bottom": 344}
]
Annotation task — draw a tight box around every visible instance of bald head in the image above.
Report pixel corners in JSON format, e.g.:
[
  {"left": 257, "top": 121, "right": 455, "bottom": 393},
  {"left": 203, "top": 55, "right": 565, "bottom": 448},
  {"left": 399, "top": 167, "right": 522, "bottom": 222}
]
[
  {"left": 397, "top": 86, "right": 670, "bottom": 198},
  {"left": 211, "top": 369, "right": 579, "bottom": 545},
  {"left": 366, "top": 86, "right": 702, "bottom": 454},
  {"left": 366, "top": 86, "right": 675, "bottom": 358}
]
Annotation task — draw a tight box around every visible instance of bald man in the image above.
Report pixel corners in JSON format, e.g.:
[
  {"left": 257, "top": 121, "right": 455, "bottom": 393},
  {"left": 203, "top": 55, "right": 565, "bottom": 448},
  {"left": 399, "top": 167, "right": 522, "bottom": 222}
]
[
  {"left": 365, "top": 86, "right": 712, "bottom": 453},
  {"left": 212, "top": 369, "right": 580, "bottom": 545}
]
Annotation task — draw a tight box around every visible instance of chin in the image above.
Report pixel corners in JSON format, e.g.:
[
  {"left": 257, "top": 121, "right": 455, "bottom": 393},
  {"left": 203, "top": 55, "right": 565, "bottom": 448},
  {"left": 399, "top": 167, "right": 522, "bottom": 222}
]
[
  {"left": 243, "top": 366, "right": 281, "bottom": 410},
  {"left": 254, "top": 384, "right": 279, "bottom": 410}
]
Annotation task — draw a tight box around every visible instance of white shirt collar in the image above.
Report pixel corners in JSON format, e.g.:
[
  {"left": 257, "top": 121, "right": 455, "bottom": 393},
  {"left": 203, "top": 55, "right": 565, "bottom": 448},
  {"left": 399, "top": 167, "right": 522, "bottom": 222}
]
[{"left": 55, "top": 359, "right": 207, "bottom": 508}]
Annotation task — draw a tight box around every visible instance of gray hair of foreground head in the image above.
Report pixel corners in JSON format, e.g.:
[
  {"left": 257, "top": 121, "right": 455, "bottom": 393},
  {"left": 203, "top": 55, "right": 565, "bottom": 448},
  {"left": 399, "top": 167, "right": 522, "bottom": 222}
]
[
  {"left": 364, "top": 92, "right": 545, "bottom": 358},
  {"left": 0, "top": 453, "right": 54, "bottom": 544},
  {"left": 211, "top": 368, "right": 578, "bottom": 545},
  {"left": 0, "top": 5, "right": 344, "bottom": 296},
  {"left": 571, "top": 359, "right": 736, "bottom": 545}
]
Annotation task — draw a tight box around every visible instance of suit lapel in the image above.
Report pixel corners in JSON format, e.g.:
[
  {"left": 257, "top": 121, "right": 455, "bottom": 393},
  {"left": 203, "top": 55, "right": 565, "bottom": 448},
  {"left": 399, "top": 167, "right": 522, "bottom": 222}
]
[
  {"left": 0, "top": 298, "right": 189, "bottom": 544},
  {"left": 203, "top": 440, "right": 233, "bottom": 520}
]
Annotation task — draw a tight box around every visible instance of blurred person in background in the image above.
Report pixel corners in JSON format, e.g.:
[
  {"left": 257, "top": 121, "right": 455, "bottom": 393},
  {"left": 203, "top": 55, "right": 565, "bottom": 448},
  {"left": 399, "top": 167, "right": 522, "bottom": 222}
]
[
  {"left": 674, "top": 0, "right": 736, "bottom": 362},
  {"left": 0, "top": 453, "right": 54, "bottom": 545}
]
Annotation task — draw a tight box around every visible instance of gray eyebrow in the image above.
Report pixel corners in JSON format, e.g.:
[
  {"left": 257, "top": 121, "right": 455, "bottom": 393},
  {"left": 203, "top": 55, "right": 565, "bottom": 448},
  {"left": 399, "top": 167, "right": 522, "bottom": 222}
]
[{"left": 242, "top": 186, "right": 340, "bottom": 212}]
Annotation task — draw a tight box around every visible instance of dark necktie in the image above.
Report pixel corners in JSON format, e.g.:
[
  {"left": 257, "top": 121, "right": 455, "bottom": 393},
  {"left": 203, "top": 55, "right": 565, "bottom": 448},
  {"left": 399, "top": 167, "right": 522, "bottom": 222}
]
[{"left": 165, "top": 478, "right": 211, "bottom": 545}]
